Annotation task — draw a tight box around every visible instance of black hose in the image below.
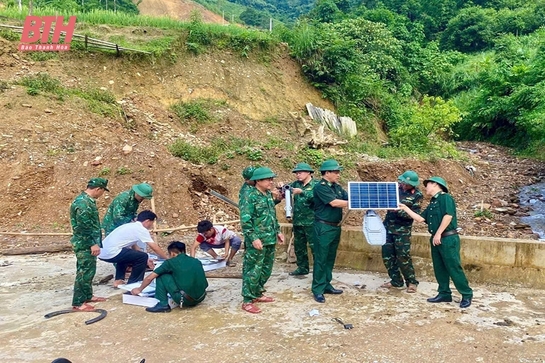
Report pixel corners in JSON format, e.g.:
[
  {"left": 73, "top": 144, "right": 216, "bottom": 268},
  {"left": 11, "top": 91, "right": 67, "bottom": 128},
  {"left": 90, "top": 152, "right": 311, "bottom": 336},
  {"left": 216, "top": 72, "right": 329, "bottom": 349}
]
[{"left": 44, "top": 308, "right": 108, "bottom": 325}]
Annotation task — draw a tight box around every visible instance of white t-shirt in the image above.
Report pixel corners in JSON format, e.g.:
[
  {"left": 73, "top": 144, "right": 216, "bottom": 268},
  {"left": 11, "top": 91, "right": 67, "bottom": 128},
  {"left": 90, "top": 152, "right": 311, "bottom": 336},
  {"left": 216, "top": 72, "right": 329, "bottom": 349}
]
[
  {"left": 195, "top": 225, "right": 236, "bottom": 246},
  {"left": 98, "top": 221, "right": 154, "bottom": 260}
]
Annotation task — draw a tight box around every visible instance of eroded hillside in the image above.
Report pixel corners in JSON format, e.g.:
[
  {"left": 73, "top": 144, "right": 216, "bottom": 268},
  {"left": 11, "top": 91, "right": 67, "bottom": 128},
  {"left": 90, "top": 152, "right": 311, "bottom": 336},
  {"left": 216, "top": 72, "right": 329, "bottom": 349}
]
[
  {"left": 0, "top": 28, "right": 544, "bottom": 253},
  {"left": 0, "top": 33, "right": 334, "bottom": 243}
]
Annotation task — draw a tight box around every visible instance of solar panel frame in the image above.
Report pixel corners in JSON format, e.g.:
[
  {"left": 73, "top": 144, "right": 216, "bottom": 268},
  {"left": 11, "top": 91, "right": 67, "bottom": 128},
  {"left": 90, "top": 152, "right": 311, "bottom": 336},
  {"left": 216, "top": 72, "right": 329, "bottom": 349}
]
[{"left": 348, "top": 182, "right": 400, "bottom": 210}]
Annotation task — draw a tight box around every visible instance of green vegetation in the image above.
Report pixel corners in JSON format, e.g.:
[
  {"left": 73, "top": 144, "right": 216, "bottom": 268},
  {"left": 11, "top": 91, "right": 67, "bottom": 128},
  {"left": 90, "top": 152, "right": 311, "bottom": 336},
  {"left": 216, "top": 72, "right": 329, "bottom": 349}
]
[
  {"left": 169, "top": 136, "right": 266, "bottom": 165},
  {"left": 28, "top": 52, "right": 59, "bottom": 62},
  {"left": 171, "top": 99, "right": 216, "bottom": 124},
  {"left": 4, "top": 0, "right": 138, "bottom": 16},
  {"left": 16, "top": 73, "right": 119, "bottom": 117},
  {"left": 98, "top": 167, "right": 111, "bottom": 176},
  {"left": 474, "top": 209, "right": 494, "bottom": 219},
  {"left": 20, "top": 72, "right": 65, "bottom": 98},
  {"left": 0, "top": 80, "right": 9, "bottom": 93},
  {"left": 116, "top": 166, "right": 132, "bottom": 175},
  {"left": 1, "top": 0, "right": 544, "bottom": 159}
]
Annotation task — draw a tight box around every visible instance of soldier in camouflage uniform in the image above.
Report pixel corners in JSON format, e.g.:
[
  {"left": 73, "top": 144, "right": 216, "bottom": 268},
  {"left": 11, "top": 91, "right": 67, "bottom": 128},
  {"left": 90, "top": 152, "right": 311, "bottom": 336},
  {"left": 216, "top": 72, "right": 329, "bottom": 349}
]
[
  {"left": 70, "top": 177, "right": 109, "bottom": 311},
  {"left": 312, "top": 160, "right": 348, "bottom": 304},
  {"left": 102, "top": 183, "right": 153, "bottom": 236},
  {"left": 238, "top": 166, "right": 256, "bottom": 207},
  {"left": 288, "top": 162, "right": 318, "bottom": 276},
  {"left": 381, "top": 170, "right": 423, "bottom": 293},
  {"left": 240, "top": 167, "right": 284, "bottom": 314}
]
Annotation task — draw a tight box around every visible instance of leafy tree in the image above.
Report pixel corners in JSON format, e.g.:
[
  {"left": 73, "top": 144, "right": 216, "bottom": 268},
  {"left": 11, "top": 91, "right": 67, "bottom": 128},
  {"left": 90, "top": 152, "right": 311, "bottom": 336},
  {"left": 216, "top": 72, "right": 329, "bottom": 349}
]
[
  {"left": 239, "top": 7, "right": 269, "bottom": 28},
  {"left": 452, "top": 31, "right": 545, "bottom": 153},
  {"left": 308, "top": 0, "right": 341, "bottom": 23},
  {"left": 440, "top": 6, "right": 496, "bottom": 52},
  {"left": 390, "top": 95, "right": 461, "bottom": 155}
]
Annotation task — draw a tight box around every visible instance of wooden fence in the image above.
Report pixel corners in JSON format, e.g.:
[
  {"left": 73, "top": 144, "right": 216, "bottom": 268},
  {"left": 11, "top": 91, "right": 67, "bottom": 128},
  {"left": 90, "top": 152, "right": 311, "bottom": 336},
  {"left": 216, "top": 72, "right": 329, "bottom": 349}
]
[{"left": 0, "top": 23, "right": 151, "bottom": 55}]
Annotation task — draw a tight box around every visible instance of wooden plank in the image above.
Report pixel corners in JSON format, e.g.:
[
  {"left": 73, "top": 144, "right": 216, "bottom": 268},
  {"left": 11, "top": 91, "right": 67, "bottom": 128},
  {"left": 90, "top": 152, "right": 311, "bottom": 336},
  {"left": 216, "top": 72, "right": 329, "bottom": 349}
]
[
  {"left": 1, "top": 243, "right": 72, "bottom": 255},
  {"left": 205, "top": 272, "right": 242, "bottom": 279}
]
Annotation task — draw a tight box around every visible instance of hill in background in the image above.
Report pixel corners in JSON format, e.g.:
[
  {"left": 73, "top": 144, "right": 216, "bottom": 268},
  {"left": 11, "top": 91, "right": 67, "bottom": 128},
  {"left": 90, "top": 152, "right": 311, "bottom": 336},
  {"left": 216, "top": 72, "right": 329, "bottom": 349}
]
[{"left": 135, "top": 0, "right": 228, "bottom": 24}]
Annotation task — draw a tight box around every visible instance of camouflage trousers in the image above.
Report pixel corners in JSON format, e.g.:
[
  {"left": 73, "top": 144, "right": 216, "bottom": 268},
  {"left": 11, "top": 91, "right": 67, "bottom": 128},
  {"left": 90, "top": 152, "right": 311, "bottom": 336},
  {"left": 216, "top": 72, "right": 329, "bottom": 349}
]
[
  {"left": 293, "top": 225, "right": 314, "bottom": 273},
  {"left": 381, "top": 233, "right": 418, "bottom": 287},
  {"left": 242, "top": 243, "right": 275, "bottom": 303},
  {"left": 72, "top": 249, "right": 97, "bottom": 306}
]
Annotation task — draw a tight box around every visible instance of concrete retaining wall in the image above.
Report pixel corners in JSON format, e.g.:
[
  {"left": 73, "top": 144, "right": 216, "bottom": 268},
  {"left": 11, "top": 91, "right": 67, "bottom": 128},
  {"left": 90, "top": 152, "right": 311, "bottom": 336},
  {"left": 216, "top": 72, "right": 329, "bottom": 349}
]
[{"left": 279, "top": 224, "right": 545, "bottom": 289}]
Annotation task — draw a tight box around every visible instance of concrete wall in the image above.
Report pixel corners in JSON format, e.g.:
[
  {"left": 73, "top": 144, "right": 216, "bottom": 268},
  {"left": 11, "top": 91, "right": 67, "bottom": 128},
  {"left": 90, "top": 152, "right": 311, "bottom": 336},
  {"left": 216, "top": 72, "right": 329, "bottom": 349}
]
[{"left": 279, "top": 224, "right": 545, "bottom": 289}]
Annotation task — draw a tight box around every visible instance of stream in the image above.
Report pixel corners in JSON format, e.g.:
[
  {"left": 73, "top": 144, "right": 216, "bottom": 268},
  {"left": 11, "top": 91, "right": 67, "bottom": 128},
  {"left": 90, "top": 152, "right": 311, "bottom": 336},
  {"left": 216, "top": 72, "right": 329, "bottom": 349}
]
[{"left": 519, "top": 182, "right": 545, "bottom": 241}]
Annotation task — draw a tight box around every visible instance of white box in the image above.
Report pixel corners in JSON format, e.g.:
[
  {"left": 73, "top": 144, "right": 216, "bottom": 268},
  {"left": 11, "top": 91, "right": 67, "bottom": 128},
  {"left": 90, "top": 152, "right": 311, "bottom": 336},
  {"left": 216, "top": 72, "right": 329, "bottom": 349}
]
[
  {"left": 122, "top": 292, "right": 178, "bottom": 308},
  {"left": 199, "top": 258, "right": 227, "bottom": 271},
  {"left": 122, "top": 292, "right": 159, "bottom": 307}
]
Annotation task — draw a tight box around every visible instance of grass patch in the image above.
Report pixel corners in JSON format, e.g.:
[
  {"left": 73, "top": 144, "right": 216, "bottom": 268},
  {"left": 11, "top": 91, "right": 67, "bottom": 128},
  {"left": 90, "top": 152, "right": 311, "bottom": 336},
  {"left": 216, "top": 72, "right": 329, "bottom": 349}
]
[
  {"left": 19, "top": 73, "right": 65, "bottom": 98},
  {"left": 169, "top": 140, "right": 221, "bottom": 165},
  {"left": 98, "top": 167, "right": 111, "bottom": 176},
  {"left": 74, "top": 88, "right": 119, "bottom": 117},
  {"left": 474, "top": 209, "right": 493, "bottom": 219},
  {"left": 171, "top": 99, "right": 214, "bottom": 124},
  {"left": 17, "top": 73, "right": 120, "bottom": 117},
  {"left": 0, "top": 29, "right": 20, "bottom": 41},
  {"left": 116, "top": 166, "right": 132, "bottom": 175},
  {"left": 0, "top": 80, "right": 8, "bottom": 93},
  {"left": 28, "top": 52, "right": 59, "bottom": 62},
  {"left": 296, "top": 148, "right": 327, "bottom": 168},
  {"left": 169, "top": 136, "right": 264, "bottom": 164}
]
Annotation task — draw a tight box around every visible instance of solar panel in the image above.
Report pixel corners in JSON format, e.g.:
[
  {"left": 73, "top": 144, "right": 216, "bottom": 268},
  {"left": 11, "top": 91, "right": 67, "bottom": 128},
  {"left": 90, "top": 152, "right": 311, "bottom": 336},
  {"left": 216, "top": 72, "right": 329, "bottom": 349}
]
[{"left": 348, "top": 182, "right": 399, "bottom": 210}]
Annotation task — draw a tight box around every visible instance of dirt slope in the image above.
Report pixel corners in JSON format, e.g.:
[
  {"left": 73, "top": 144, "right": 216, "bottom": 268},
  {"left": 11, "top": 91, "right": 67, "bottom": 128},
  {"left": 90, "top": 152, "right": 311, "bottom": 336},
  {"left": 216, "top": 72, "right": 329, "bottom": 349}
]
[
  {"left": 0, "top": 28, "right": 544, "bottom": 253},
  {"left": 135, "top": 0, "right": 228, "bottom": 24},
  {"left": 0, "top": 33, "right": 335, "bottom": 248}
]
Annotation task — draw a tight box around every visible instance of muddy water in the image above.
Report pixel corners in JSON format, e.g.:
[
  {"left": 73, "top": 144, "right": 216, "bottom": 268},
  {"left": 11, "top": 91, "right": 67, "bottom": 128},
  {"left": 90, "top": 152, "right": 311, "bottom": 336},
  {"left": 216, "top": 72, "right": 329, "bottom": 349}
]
[{"left": 519, "top": 182, "right": 545, "bottom": 241}]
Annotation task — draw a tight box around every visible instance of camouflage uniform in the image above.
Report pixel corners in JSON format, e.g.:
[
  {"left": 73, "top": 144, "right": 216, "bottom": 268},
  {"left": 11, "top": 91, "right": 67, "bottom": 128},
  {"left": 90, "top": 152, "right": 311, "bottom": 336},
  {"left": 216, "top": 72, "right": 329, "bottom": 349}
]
[
  {"left": 70, "top": 192, "right": 102, "bottom": 306},
  {"left": 311, "top": 179, "right": 348, "bottom": 295},
  {"left": 240, "top": 187, "right": 280, "bottom": 303},
  {"left": 102, "top": 189, "right": 140, "bottom": 236},
  {"left": 382, "top": 186, "right": 423, "bottom": 287},
  {"left": 290, "top": 178, "right": 318, "bottom": 273},
  {"left": 239, "top": 183, "right": 254, "bottom": 208}
]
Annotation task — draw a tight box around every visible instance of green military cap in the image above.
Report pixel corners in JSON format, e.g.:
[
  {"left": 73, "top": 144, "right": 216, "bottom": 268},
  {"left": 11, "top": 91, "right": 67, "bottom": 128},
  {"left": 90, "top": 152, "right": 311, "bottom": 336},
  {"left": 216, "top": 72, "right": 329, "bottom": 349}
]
[
  {"left": 250, "top": 167, "right": 277, "bottom": 181},
  {"left": 132, "top": 183, "right": 153, "bottom": 199},
  {"left": 242, "top": 166, "right": 256, "bottom": 180},
  {"left": 319, "top": 159, "right": 343, "bottom": 172},
  {"left": 88, "top": 177, "right": 109, "bottom": 191},
  {"left": 398, "top": 170, "right": 419, "bottom": 187},
  {"left": 292, "top": 162, "right": 314, "bottom": 173},
  {"left": 423, "top": 176, "right": 448, "bottom": 193}
]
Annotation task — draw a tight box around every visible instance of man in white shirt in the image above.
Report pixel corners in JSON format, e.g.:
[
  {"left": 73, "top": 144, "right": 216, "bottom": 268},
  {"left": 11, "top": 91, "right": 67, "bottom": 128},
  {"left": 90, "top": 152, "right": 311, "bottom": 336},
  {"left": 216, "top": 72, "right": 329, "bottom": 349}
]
[{"left": 99, "top": 210, "right": 168, "bottom": 287}]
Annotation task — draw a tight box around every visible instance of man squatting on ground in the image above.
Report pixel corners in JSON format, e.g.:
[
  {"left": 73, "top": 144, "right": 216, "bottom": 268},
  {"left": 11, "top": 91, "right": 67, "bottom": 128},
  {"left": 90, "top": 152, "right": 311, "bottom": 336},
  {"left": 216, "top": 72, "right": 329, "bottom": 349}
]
[
  {"left": 399, "top": 176, "right": 473, "bottom": 308},
  {"left": 312, "top": 159, "right": 348, "bottom": 304},
  {"left": 98, "top": 210, "right": 169, "bottom": 287},
  {"left": 381, "top": 170, "right": 423, "bottom": 293},
  {"left": 102, "top": 183, "right": 154, "bottom": 236},
  {"left": 190, "top": 220, "right": 242, "bottom": 267},
  {"left": 69, "top": 177, "right": 109, "bottom": 312},
  {"left": 240, "top": 167, "right": 285, "bottom": 314},
  {"left": 288, "top": 162, "right": 318, "bottom": 276},
  {"left": 131, "top": 241, "right": 208, "bottom": 313}
]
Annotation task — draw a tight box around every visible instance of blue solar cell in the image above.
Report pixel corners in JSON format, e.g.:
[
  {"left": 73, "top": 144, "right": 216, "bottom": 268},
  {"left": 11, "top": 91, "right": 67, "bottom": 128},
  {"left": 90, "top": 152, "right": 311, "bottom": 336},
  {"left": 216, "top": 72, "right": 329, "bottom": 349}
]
[{"left": 348, "top": 182, "right": 399, "bottom": 210}]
